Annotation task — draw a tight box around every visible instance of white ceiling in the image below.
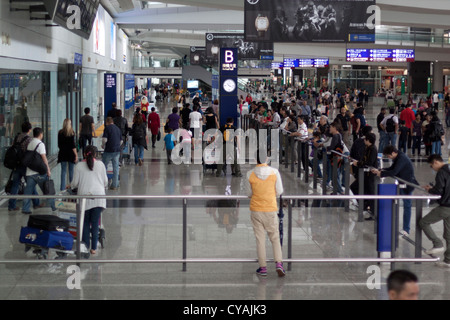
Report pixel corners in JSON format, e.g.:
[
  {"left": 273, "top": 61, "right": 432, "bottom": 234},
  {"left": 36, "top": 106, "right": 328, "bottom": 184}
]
[{"left": 100, "top": 0, "right": 450, "bottom": 59}]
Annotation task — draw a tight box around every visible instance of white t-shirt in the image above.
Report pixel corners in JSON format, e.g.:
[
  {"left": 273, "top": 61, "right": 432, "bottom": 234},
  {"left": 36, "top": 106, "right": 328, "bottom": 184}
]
[
  {"left": 296, "top": 122, "right": 309, "bottom": 139},
  {"left": 189, "top": 111, "right": 202, "bottom": 129},
  {"left": 433, "top": 94, "right": 439, "bottom": 103},
  {"left": 26, "top": 138, "right": 46, "bottom": 176}
]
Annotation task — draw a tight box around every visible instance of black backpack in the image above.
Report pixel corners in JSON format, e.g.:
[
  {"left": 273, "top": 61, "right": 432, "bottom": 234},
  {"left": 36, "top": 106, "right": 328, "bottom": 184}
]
[
  {"left": 385, "top": 117, "right": 396, "bottom": 132},
  {"left": 4, "top": 135, "right": 28, "bottom": 170},
  {"left": 431, "top": 121, "right": 444, "bottom": 141}
]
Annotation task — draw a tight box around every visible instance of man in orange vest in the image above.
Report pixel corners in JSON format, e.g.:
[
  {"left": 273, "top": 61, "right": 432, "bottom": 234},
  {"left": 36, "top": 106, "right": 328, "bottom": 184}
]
[{"left": 244, "top": 152, "right": 285, "bottom": 277}]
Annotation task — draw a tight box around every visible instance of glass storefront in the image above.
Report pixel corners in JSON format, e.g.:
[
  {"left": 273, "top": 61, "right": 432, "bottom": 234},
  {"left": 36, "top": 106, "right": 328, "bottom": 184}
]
[{"left": 0, "top": 68, "right": 101, "bottom": 192}]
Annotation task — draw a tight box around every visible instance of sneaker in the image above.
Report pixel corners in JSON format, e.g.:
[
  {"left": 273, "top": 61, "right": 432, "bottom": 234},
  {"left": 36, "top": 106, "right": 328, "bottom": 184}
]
[
  {"left": 436, "top": 261, "right": 450, "bottom": 268},
  {"left": 399, "top": 230, "right": 409, "bottom": 237},
  {"left": 276, "top": 262, "right": 286, "bottom": 277},
  {"left": 8, "top": 207, "right": 19, "bottom": 212},
  {"left": 425, "top": 247, "right": 445, "bottom": 255},
  {"left": 256, "top": 267, "right": 267, "bottom": 277}
]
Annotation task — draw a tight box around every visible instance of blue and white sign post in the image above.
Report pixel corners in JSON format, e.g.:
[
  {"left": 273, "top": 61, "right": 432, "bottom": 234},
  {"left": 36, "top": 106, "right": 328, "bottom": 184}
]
[{"left": 219, "top": 48, "right": 238, "bottom": 127}]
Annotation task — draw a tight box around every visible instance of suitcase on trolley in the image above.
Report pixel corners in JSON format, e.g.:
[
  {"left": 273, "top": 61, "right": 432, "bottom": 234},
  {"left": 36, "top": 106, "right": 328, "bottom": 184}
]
[
  {"left": 27, "top": 215, "right": 70, "bottom": 232},
  {"left": 19, "top": 226, "right": 74, "bottom": 251}
]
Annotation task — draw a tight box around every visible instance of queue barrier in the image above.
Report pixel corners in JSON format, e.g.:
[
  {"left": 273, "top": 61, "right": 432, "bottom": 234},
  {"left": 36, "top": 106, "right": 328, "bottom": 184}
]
[{"left": 0, "top": 193, "right": 440, "bottom": 271}]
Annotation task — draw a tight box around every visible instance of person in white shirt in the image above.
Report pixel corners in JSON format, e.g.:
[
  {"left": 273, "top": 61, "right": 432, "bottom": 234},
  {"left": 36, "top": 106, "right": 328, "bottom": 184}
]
[
  {"left": 22, "top": 127, "right": 55, "bottom": 214},
  {"left": 70, "top": 145, "right": 108, "bottom": 255},
  {"left": 433, "top": 92, "right": 439, "bottom": 112},
  {"left": 189, "top": 105, "right": 203, "bottom": 138},
  {"left": 290, "top": 115, "right": 309, "bottom": 165}
]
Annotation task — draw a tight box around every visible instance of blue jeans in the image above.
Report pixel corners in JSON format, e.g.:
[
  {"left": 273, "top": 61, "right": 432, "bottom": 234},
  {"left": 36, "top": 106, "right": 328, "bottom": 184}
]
[
  {"left": 133, "top": 144, "right": 144, "bottom": 164},
  {"left": 60, "top": 161, "right": 75, "bottom": 191},
  {"left": 102, "top": 152, "right": 120, "bottom": 188},
  {"left": 432, "top": 141, "right": 442, "bottom": 155},
  {"left": 400, "top": 188, "right": 412, "bottom": 234},
  {"left": 378, "top": 131, "right": 386, "bottom": 154},
  {"left": 22, "top": 174, "right": 56, "bottom": 213},
  {"left": 8, "top": 166, "right": 39, "bottom": 210},
  {"left": 82, "top": 207, "right": 103, "bottom": 251},
  {"left": 385, "top": 132, "right": 397, "bottom": 147}
]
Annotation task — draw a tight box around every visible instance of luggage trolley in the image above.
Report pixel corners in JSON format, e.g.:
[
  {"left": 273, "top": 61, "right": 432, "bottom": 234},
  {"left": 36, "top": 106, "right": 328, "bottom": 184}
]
[{"left": 19, "top": 191, "right": 104, "bottom": 260}]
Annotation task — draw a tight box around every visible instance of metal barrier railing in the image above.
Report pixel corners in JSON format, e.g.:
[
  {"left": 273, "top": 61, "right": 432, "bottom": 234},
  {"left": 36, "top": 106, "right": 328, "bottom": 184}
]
[{"left": 0, "top": 193, "right": 440, "bottom": 271}]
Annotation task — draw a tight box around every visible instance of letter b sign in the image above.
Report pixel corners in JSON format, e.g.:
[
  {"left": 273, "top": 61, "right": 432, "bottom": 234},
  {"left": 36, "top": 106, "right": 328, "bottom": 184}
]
[{"left": 225, "top": 50, "right": 234, "bottom": 63}]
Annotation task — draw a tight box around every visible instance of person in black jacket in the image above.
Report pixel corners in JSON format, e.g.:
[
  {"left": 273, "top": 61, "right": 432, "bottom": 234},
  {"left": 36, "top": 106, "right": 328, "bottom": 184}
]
[
  {"left": 58, "top": 119, "right": 78, "bottom": 191},
  {"left": 419, "top": 155, "right": 450, "bottom": 268},
  {"left": 371, "top": 145, "right": 418, "bottom": 236},
  {"left": 350, "top": 132, "right": 378, "bottom": 217}
]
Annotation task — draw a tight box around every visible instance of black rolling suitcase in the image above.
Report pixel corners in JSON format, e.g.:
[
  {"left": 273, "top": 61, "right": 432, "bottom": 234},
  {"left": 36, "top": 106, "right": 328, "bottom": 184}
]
[{"left": 27, "top": 215, "right": 70, "bottom": 232}]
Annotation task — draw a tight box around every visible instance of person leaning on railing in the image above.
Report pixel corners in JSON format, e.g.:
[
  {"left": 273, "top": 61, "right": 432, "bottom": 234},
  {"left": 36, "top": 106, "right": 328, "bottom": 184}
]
[{"left": 371, "top": 145, "right": 419, "bottom": 236}]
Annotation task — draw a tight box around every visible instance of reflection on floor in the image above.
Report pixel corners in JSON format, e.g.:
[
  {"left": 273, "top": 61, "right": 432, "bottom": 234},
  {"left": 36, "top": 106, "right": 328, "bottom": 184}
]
[{"left": 0, "top": 95, "right": 449, "bottom": 300}]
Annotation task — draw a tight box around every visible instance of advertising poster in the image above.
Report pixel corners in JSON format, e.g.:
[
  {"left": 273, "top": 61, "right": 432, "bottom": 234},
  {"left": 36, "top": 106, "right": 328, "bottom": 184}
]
[
  {"left": 111, "top": 22, "right": 117, "bottom": 60},
  {"left": 124, "top": 74, "right": 135, "bottom": 110},
  {"left": 93, "top": 5, "right": 105, "bottom": 56},
  {"left": 205, "top": 33, "right": 274, "bottom": 64},
  {"left": 190, "top": 47, "right": 208, "bottom": 65},
  {"left": 104, "top": 73, "right": 116, "bottom": 120},
  {"left": 244, "top": 0, "right": 376, "bottom": 43}
]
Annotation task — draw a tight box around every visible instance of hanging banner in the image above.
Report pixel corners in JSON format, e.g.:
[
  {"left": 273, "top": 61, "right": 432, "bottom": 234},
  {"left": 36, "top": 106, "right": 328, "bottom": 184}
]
[
  {"left": 244, "top": 0, "right": 376, "bottom": 43},
  {"left": 104, "top": 73, "right": 117, "bottom": 120},
  {"left": 205, "top": 33, "right": 274, "bottom": 64},
  {"left": 124, "top": 74, "right": 135, "bottom": 110}
]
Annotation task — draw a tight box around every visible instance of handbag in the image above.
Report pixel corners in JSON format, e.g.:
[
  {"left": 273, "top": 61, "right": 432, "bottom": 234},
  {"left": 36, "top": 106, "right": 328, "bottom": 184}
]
[
  {"left": 157, "top": 130, "right": 161, "bottom": 141},
  {"left": 43, "top": 179, "right": 56, "bottom": 195},
  {"left": 5, "top": 172, "right": 25, "bottom": 195},
  {"left": 22, "top": 142, "right": 47, "bottom": 175}
]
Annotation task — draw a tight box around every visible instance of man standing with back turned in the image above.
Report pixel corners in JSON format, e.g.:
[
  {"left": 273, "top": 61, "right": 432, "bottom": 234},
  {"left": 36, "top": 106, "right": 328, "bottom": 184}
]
[{"left": 244, "top": 152, "right": 285, "bottom": 277}]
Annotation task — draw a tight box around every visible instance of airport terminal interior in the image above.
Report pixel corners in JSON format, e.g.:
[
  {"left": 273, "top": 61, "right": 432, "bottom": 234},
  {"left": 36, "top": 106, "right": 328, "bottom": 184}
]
[{"left": 0, "top": 0, "right": 450, "bottom": 301}]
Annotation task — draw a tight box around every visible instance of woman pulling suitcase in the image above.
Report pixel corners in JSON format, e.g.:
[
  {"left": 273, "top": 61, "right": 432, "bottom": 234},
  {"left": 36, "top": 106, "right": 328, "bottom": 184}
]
[{"left": 70, "top": 145, "right": 108, "bottom": 255}]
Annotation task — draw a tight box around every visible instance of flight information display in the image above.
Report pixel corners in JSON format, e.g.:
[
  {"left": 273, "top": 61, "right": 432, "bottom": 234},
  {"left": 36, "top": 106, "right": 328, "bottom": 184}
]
[
  {"left": 271, "top": 62, "right": 284, "bottom": 69},
  {"left": 346, "top": 49, "right": 415, "bottom": 62},
  {"left": 283, "top": 58, "right": 299, "bottom": 68},
  {"left": 283, "top": 58, "right": 329, "bottom": 68}
]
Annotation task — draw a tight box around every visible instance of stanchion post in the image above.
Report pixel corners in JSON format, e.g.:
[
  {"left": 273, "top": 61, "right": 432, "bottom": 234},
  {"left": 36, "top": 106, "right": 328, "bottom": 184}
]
[
  {"left": 313, "top": 147, "right": 318, "bottom": 190},
  {"left": 288, "top": 199, "right": 293, "bottom": 272},
  {"left": 415, "top": 198, "right": 423, "bottom": 261},
  {"left": 322, "top": 152, "right": 328, "bottom": 195},
  {"left": 332, "top": 155, "right": 338, "bottom": 195},
  {"left": 391, "top": 196, "right": 397, "bottom": 270},
  {"left": 291, "top": 137, "right": 295, "bottom": 173},
  {"left": 183, "top": 198, "right": 187, "bottom": 272},
  {"left": 297, "top": 140, "right": 301, "bottom": 178},
  {"left": 358, "top": 167, "right": 364, "bottom": 222},
  {"left": 304, "top": 142, "right": 310, "bottom": 184},
  {"left": 344, "top": 158, "right": 350, "bottom": 212}
]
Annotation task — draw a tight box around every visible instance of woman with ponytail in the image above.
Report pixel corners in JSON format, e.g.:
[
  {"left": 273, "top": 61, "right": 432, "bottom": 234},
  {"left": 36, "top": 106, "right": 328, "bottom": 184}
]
[{"left": 70, "top": 145, "right": 108, "bottom": 255}]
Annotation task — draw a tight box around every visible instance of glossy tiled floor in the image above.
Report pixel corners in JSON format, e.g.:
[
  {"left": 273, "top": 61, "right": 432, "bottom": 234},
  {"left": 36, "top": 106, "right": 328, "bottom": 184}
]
[{"left": 0, "top": 93, "right": 449, "bottom": 300}]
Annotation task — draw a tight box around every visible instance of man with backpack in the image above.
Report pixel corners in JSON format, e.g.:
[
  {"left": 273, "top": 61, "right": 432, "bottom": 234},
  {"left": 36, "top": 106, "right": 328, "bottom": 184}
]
[
  {"left": 5, "top": 122, "right": 40, "bottom": 212},
  {"left": 419, "top": 155, "right": 450, "bottom": 268},
  {"left": 380, "top": 108, "right": 399, "bottom": 148},
  {"left": 429, "top": 112, "right": 444, "bottom": 155}
]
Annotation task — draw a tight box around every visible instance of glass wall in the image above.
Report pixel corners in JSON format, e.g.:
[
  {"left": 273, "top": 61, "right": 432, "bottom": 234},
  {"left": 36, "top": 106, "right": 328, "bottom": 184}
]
[
  {"left": 330, "top": 69, "right": 381, "bottom": 96},
  {"left": 0, "top": 71, "right": 51, "bottom": 190}
]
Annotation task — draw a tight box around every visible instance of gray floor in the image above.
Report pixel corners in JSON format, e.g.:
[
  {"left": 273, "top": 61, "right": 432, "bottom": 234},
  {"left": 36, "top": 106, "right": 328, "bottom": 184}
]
[{"left": 0, "top": 95, "right": 449, "bottom": 300}]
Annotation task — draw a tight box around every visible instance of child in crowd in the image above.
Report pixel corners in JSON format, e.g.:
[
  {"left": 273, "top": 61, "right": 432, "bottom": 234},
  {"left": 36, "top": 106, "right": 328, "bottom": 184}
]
[{"left": 163, "top": 128, "right": 176, "bottom": 165}]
